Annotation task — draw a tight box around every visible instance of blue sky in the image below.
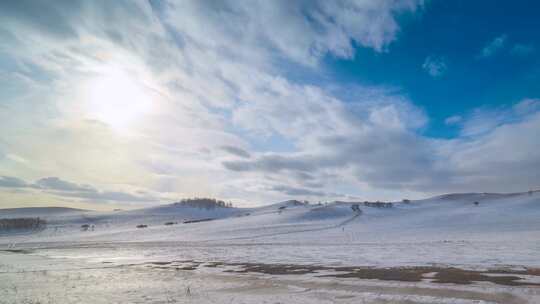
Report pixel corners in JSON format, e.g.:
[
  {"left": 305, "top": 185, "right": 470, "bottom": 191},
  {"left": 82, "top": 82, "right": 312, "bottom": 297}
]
[
  {"left": 326, "top": 0, "right": 540, "bottom": 138},
  {"left": 0, "top": 1, "right": 539, "bottom": 209}
]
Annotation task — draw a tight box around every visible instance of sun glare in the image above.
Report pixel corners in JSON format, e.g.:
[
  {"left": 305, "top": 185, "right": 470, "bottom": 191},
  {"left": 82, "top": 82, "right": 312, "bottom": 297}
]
[{"left": 84, "top": 66, "right": 153, "bottom": 131}]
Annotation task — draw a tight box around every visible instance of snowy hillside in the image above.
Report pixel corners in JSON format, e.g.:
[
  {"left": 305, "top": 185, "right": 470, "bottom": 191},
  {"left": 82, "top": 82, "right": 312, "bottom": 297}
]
[{"left": 1, "top": 191, "right": 539, "bottom": 267}]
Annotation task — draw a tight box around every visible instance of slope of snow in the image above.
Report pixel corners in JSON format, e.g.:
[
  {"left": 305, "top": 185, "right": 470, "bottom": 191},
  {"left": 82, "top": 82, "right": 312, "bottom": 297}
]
[{"left": 1, "top": 191, "right": 539, "bottom": 268}]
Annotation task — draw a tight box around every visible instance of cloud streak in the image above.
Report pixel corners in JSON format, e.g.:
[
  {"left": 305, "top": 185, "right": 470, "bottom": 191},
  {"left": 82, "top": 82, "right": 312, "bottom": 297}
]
[
  {"left": 480, "top": 34, "right": 507, "bottom": 58},
  {"left": 220, "top": 146, "right": 251, "bottom": 159},
  {"left": 0, "top": 176, "right": 31, "bottom": 188},
  {"left": 0, "top": 176, "right": 162, "bottom": 203}
]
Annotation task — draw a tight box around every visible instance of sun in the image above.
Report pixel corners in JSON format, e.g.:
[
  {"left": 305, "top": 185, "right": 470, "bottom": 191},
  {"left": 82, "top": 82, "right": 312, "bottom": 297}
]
[{"left": 83, "top": 66, "right": 153, "bottom": 131}]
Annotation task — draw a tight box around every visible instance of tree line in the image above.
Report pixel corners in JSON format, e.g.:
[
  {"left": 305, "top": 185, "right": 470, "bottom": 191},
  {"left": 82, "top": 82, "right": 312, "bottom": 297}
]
[
  {"left": 174, "top": 198, "right": 233, "bottom": 209},
  {"left": 0, "top": 217, "right": 47, "bottom": 231}
]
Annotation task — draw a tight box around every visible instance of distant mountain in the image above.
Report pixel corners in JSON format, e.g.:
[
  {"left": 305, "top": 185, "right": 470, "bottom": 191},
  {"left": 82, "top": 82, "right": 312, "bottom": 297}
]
[{"left": 433, "top": 190, "right": 538, "bottom": 202}]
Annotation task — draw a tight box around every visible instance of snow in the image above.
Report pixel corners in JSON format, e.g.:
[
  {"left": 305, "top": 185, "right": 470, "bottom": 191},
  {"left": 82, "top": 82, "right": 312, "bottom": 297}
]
[
  {"left": 1, "top": 191, "right": 539, "bottom": 267},
  {"left": 1, "top": 191, "right": 539, "bottom": 303},
  {"left": 2, "top": 251, "right": 539, "bottom": 304}
]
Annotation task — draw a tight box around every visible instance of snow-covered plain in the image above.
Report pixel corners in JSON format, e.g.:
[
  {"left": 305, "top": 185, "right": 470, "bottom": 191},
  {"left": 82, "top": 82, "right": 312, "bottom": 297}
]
[{"left": 1, "top": 192, "right": 540, "bottom": 303}]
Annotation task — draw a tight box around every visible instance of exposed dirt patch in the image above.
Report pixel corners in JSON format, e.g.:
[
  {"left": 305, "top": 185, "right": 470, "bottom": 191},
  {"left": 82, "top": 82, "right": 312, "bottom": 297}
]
[
  {"left": 326, "top": 266, "right": 428, "bottom": 282},
  {"left": 329, "top": 267, "right": 540, "bottom": 286},
  {"left": 148, "top": 261, "right": 172, "bottom": 266},
  {"left": 431, "top": 267, "right": 536, "bottom": 286},
  {"left": 176, "top": 266, "right": 198, "bottom": 270},
  {"left": 226, "top": 263, "right": 324, "bottom": 275},
  {"left": 203, "top": 262, "right": 225, "bottom": 268},
  {"left": 221, "top": 263, "right": 540, "bottom": 287},
  {"left": 0, "top": 249, "right": 34, "bottom": 254},
  {"left": 126, "top": 259, "right": 540, "bottom": 287},
  {"left": 141, "top": 260, "right": 202, "bottom": 271}
]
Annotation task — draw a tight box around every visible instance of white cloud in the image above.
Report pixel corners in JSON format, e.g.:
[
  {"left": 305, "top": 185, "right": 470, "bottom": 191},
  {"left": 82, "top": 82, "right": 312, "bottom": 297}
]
[
  {"left": 0, "top": 0, "right": 427, "bottom": 205},
  {"left": 513, "top": 98, "right": 540, "bottom": 115},
  {"left": 1, "top": 1, "right": 539, "bottom": 207},
  {"left": 460, "top": 108, "right": 508, "bottom": 136},
  {"left": 223, "top": 98, "right": 540, "bottom": 196},
  {"left": 480, "top": 34, "right": 507, "bottom": 58},
  {"left": 444, "top": 115, "right": 462, "bottom": 125},
  {"left": 0, "top": 176, "right": 30, "bottom": 188},
  {"left": 162, "top": 0, "right": 424, "bottom": 67},
  {"left": 0, "top": 175, "right": 164, "bottom": 204},
  {"left": 511, "top": 44, "right": 535, "bottom": 56},
  {"left": 5, "top": 154, "right": 27, "bottom": 164},
  {"left": 458, "top": 99, "right": 540, "bottom": 137},
  {"left": 446, "top": 110, "right": 540, "bottom": 193},
  {"left": 422, "top": 56, "right": 447, "bottom": 77}
]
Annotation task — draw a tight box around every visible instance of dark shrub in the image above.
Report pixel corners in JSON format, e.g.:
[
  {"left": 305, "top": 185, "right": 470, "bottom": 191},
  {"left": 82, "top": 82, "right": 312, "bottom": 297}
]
[{"left": 0, "top": 218, "right": 46, "bottom": 231}]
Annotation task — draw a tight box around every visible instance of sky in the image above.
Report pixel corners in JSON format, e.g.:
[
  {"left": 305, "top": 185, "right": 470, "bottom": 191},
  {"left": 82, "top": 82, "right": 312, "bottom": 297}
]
[{"left": 1, "top": 0, "right": 539, "bottom": 210}]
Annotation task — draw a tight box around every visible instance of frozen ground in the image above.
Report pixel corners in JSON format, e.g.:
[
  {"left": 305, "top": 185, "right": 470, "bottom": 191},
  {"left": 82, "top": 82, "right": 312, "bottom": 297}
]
[
  {"left": 1, "top": 191, "right": 540, "bottom": 303},
  {"left": 2, "top": 251, "right": 540, "bottom": 304}
]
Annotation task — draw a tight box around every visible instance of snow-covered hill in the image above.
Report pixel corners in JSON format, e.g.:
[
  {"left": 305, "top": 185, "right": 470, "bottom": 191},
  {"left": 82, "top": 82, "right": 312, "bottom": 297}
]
[{"left": 1, "top": 191, "right": 539, "bottom": 267}]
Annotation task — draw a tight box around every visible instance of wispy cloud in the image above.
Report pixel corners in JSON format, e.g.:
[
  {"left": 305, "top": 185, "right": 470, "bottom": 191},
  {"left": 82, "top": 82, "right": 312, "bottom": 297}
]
[
  {"left": 0, "top": 176, "right": 31, "bottom": 188},
  {"left": 458, "top": 99, "right": 540, "bottom": 137},
  {"left": 270, "top": 185, "right": 327, "bottom": 197},
  {"left": 35, "top": 177, "right": 96, "bottom": 192},
  {"left": 222, "top": 97, "right": 540, "bottom": 195},
  {"left": 422, "top": 56, "right": 447, "bottom": 77},
  {"left": 444, "top": 115, "right": 462, "bottom": 125},
  {"left": 1, "top": 1, "right": 539, "bottom": 206},
  {"left": 2, "top": 0, "right": 427, "bottom": 203},
  {"left": 220, "top": 146, "right": 251, "bottom": 159},
  {"left": 511, "top": 44, "right": 535, "bottom": 56},
  {"left": 0, "top": 176, "right": 163, "bottom": 204},
  {"left": 480, "top": 34, "right": 507, "bottom": 58}
]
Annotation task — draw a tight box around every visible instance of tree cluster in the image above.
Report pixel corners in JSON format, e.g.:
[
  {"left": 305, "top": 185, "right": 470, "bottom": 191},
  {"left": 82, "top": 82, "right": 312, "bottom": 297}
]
[
  {"left": 174, "top": 198, "right": 233, "bottom": 209},
  {"left": 0, "top": 217, "right": 46, "bottom": 231},
  {"left": 363, "top": 201, "right": 393, "bottom": 208}
]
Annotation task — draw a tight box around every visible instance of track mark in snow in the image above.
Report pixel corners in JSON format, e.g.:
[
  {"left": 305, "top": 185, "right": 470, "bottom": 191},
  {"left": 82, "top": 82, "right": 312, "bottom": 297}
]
[{"left": 200, "top": 213, "right": 362, "bottom": 243}]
